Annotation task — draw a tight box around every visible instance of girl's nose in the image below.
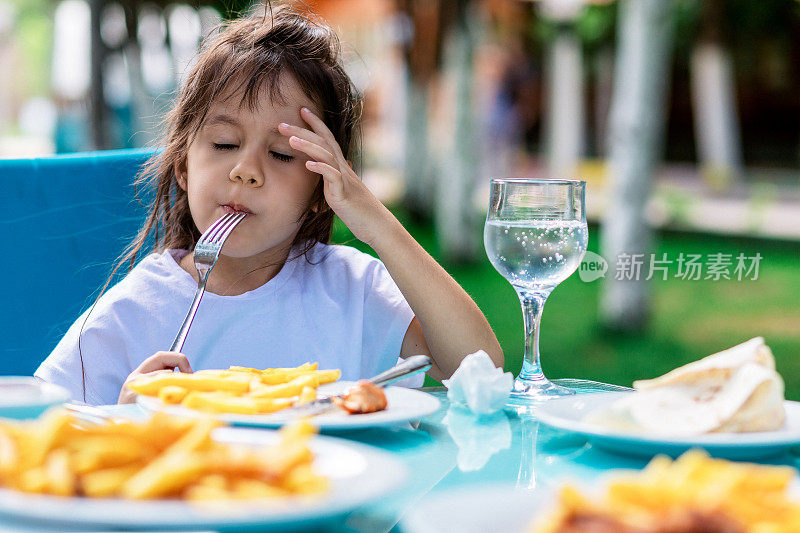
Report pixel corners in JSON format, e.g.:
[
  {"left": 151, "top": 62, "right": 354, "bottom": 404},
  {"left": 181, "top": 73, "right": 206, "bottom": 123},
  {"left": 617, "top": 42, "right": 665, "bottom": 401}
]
[{"left": 229, "top": 159, "right": 264, "bottom": 187}]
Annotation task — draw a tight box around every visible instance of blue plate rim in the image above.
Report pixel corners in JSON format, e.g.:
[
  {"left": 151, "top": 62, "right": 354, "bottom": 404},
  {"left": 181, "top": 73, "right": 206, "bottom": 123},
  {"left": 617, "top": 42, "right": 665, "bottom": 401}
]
[{"left": 0, "top": 377, "right": 70, "bottom": 409}]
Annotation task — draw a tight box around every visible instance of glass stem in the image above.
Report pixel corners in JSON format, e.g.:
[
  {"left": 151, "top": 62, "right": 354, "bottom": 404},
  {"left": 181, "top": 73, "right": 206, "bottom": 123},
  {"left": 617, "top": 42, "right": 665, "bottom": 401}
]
[{"left": 516, "top": 289, "right": 551, "bottom": 382}]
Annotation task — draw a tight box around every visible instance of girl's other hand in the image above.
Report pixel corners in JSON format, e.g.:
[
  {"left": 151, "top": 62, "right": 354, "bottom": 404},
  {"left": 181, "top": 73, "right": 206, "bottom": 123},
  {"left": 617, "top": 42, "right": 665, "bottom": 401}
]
[
  {"left": 117, "top": 351, "right": 192, "bottom": 404},
  {"left": 280, "top": 108, "right": 393, "bottom": 246}
]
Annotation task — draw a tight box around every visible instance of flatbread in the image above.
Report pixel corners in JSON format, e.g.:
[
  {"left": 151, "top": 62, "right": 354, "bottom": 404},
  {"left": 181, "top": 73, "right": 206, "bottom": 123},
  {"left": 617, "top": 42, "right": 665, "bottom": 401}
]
[
  {"left": 626, "top": 363, "right": 785, "bottom": 435},
  {"left": 587, "top": 337, "right": 786, "bottom": 435},
  {"left": 633, "top": 337, "right": 775, "bottom": 390}
]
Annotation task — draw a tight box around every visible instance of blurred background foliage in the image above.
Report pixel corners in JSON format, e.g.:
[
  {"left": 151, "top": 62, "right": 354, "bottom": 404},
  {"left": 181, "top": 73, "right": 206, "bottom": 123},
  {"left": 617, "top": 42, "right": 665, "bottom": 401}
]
[{"left": 1, "top": 0, "right": 798, "bottom": 396}]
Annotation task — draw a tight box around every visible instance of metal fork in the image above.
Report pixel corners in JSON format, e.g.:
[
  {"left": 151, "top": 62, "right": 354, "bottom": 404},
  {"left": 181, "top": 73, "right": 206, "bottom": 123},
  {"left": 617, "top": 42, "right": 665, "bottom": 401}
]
[{"left": 169, "top": 212, "right": 247, "bottom": 352}]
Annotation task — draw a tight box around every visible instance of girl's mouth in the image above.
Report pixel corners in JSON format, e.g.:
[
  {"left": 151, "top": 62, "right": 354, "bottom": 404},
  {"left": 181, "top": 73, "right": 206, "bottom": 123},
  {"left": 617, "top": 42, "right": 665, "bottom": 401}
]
[{"left": 222, "top": 204, "right": 253, "bottom": 215}]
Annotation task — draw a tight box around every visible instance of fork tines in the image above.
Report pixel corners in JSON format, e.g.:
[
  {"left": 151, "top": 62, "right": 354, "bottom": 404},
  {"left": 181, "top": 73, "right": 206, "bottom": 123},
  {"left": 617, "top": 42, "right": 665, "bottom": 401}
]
[{"left": 200, "top": 212, "right": 246, "bottom": 245}]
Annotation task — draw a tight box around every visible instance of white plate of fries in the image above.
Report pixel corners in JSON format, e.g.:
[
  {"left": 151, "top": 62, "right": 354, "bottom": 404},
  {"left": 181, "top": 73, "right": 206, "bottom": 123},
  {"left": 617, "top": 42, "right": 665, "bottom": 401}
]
[
  {"left": 536, "top": 392, "right": 800, "bottom": 459},
  {"left": 403, "top": 451, "right": 800, "bottom": 533},
  {"left": 0, "top": 410, "right": 407, "bottom": 530},
  {"left": 137, "top": 380, "right": 442, "bottom": 430}
]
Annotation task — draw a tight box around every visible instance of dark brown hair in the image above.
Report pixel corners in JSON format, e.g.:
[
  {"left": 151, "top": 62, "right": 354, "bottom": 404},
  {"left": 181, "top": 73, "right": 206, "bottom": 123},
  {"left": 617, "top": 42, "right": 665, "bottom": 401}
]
[
  {"left": 123, "top": 3, "right": 362, "bottom": 268},
  {"left": 78, "top": 3, "right": 362, "bottom": 401}
]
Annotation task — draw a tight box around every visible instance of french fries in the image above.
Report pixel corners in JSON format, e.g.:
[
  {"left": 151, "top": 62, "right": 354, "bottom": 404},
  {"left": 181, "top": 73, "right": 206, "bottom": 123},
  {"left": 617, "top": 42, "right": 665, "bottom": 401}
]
[
  {"left": 0, "top": 410, "right": 327, "bottom": 500},
  {"left": 533, "top": 450, "right": 800, "bottom": 533},
  {"left": 127, "top": 363, "right": 341, "bottom": 415}
]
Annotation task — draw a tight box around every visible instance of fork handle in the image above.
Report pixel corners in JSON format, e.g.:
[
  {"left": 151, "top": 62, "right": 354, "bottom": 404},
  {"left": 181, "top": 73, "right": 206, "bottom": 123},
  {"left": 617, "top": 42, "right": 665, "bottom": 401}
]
[
  {"left": 369, "top": 355, "right": 432, "bottom": 387},
  {"left": 169, "top": 270, "right": 210, "bottom": 353}
]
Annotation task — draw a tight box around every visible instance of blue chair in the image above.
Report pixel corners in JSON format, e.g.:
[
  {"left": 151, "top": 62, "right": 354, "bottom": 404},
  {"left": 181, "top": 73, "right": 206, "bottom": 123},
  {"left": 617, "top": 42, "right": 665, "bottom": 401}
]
[{"left": 1, "top": 148, "right": 158, "bottom": 376}]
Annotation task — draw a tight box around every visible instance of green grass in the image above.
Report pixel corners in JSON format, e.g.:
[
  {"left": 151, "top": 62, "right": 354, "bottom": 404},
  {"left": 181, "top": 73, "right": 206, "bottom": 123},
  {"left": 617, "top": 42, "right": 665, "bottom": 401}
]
[{"left": 332, "top": 212, "right": 800, "bottom": 399}]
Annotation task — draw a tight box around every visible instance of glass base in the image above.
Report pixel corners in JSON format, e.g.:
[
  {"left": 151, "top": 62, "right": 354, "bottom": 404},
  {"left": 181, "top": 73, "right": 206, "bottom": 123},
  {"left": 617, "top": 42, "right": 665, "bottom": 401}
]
[
  {"left": 504, "top": 378, "right": 632, "bottom": 414},
  {"left": 551, "top": 378, "right": 633, "bottom": 394},
  {"left": 508, "top": 376, "right": 576, "bottom": 402}
]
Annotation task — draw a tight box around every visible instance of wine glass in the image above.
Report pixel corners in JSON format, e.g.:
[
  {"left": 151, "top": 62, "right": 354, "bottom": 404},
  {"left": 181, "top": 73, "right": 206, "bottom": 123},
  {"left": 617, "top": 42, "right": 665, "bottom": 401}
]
[{"left": 484, "top": 178, "right": 588, "bottom": 401}]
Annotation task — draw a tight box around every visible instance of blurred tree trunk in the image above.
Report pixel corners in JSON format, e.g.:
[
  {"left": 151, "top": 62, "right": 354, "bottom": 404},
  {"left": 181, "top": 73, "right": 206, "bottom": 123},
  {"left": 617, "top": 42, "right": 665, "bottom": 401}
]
[
  {"left": 403, "top": 76, "right": 432, "bottom": 216},
  {"left": 122, "top": 1, "right": 149, "bottom": 147},
  {"left": 398, "top": 0, "right": 445, "bottom": 220},
  {"left": 89, "top": 0, "right": 110, "bottom": 149},
  {"left": 600, "top": 0, "right": 673, "bottom": 332},
  {"left": 593, "top": 45, "right": 614, "bottom": 158},
  {"left": 543, "top": 23, "right": 585, "bottom": 176},
  {"left": 690, "top": 0, "right": 742, "bottom": 190},
  {"left": 436, "top": 0, "right": 481, "bottom": 262}
]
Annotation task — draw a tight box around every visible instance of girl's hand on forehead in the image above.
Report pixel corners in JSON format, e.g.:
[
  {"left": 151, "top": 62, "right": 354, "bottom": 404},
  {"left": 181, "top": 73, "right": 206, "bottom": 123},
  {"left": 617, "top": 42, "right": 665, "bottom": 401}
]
[{"left": 280, "top": 107, "right": 392, "bottom": 246}]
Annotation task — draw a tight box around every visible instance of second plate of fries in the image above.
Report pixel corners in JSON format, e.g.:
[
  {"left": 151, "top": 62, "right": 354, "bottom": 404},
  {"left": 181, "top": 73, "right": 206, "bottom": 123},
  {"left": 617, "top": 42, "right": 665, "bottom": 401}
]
[
  {"left": 402, "top": 451, "right": 800, "bottom": 533},
  {"left": 132, "top": 363, "right": 440, "bottom": 429},
  {"left": 0, "top": 409, "right": 407, "bottom": 530}
]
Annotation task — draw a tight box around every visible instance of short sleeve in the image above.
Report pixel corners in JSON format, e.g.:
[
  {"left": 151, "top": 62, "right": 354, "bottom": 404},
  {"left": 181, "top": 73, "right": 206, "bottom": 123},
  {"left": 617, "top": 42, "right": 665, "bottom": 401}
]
[
  {"left": 35, "top": 307, "right": 132, "bottom": 406},
  {"left": 360, "top": 260, "right": 416, "bottom": 381}
]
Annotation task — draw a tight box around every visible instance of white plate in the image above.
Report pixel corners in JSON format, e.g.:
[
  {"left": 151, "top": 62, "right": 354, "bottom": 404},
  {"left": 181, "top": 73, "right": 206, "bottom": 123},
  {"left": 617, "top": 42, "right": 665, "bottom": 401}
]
[
  {"left": 137, "top": 381, "right": 441, "bottom": 430},
  {"left": 0, "top": 426, "right": 407, "bottom": 531},
  {"left": 402, "top": 474, "right": 800, "bottom": 533},
  {"left": 536, "top": 391, "right": 800, "bottom": 459},
  {"left": 401, "top": 484, "right": 549, "bottom": 533}
]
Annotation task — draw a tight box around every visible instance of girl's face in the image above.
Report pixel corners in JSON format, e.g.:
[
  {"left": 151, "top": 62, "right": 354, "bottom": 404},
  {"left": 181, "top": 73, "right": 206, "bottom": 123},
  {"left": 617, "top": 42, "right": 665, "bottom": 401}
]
[{"left": 181, "top": 72, "right": 322, "bottom": 260}]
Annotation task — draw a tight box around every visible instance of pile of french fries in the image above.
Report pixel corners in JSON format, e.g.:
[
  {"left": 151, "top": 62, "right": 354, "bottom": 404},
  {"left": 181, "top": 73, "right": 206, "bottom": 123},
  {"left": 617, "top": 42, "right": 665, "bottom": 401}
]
[
  {"left": 128, "top": 362, "right": 340, "bottom": 415},
  {"left": 534, "top": 450, "right": 800, "bottom": 532},
  {"left": 0, "top": 409, "right": 326, "bottom": 500}
]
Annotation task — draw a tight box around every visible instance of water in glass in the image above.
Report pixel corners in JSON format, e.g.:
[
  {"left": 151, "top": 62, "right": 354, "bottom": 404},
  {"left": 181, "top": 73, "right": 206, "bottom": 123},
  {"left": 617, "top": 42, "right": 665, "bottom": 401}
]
[{"left": 484, "top": 219, "right": 587, "bottom": 289}]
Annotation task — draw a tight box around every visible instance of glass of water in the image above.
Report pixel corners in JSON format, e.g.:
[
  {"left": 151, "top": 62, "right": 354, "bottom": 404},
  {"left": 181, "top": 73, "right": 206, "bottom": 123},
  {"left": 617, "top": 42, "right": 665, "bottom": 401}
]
[{"left": 484, "top": 178, "right": 588, "bottom": 401}]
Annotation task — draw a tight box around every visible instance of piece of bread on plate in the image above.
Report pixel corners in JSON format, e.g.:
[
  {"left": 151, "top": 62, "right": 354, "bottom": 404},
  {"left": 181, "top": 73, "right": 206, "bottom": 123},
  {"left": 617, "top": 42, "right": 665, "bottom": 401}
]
[
  {"left": 627, "top": 337, "right": 785, "bottom": 434},
  {"left": 633, "top": 337, "right": 775, "bottom": 390}
]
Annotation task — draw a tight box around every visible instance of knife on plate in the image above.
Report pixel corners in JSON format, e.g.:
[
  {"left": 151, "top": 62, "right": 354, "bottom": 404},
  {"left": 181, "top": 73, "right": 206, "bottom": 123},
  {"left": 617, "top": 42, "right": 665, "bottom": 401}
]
[{"left": 282, "top": 354, "right": 433, "bottom": 417}]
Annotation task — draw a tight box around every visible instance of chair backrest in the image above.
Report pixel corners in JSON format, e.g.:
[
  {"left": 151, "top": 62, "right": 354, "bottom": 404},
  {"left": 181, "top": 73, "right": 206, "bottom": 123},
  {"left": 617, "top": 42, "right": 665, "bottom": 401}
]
[{"left": 1, "top": 148, "right": 158, "bottom": 376}]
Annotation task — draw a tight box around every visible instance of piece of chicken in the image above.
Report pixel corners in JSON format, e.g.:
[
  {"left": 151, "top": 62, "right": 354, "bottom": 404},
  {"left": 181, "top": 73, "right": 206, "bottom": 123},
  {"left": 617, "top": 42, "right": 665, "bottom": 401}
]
[
  {"left": 547, "top": 508, "right": 744, "bottom": 533},
  {"left": 332, "top": 380, "right": 388, "bottom": 414}
]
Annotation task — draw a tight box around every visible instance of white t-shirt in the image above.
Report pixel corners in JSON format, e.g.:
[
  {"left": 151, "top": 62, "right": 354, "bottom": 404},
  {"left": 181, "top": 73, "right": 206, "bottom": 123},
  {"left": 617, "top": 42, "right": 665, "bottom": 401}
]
[{"left": 36, "top": 243, "right": 417, "bottom": 405}]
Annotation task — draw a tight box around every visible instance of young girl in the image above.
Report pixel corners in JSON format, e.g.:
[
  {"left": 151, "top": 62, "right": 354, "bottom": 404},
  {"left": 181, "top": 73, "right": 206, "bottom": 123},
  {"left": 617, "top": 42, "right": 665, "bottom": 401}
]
[{"left": 35, "top": 5, "right": 503, "bottom": 406}]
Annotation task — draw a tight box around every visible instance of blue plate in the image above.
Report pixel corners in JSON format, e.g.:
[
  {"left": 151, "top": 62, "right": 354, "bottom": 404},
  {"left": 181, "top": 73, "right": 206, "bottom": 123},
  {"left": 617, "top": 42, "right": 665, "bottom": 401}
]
[
  {"left": 536, "top": 391, "right": 800, "bottom": 460},
  {"left": 0, "top": 377, "right": 69, "bottom": 420}
]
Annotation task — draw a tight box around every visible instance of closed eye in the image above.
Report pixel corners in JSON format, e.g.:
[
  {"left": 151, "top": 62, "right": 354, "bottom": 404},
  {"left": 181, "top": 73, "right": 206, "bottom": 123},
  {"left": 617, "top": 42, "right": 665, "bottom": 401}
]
[
  {"left": 212, "top": 143, "right": 238, "bottom": 151},
  {"left": 270, "top": 151, "right": 294, "bottom": 162}
]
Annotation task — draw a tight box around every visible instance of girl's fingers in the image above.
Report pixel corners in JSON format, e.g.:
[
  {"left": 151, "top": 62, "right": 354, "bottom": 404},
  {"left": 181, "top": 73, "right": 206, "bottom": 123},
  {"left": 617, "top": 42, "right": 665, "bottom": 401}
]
[
  {"left": 289, "top": 136, "right": 336, "bottom": 167},
  {"left": 278, "top": 122, "right": 326, "bottom": 148},
  {"left": 307, "top": 161, "right": 344, "bottom": 195},
  {"left": 306, "top": 160, "right": 341, "bottom": 181},
  {"left": 140, "top": 351, "right": 193, "bottom": 373},
  {"left": 173, "top": 355, "right": 193, "bottom": 373},
  {"left": 120, "top": 352, "right": 191, "bottom": 404},
  {"left": 300, "top": 107, "right": 347, "bottom": 161}
]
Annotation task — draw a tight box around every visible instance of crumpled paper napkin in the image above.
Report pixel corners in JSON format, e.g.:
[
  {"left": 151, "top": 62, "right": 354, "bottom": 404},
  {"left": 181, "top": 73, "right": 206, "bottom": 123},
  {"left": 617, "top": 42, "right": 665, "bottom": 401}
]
[{"left": 442, "top": 350, "right": 513, "bottom": 415}]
